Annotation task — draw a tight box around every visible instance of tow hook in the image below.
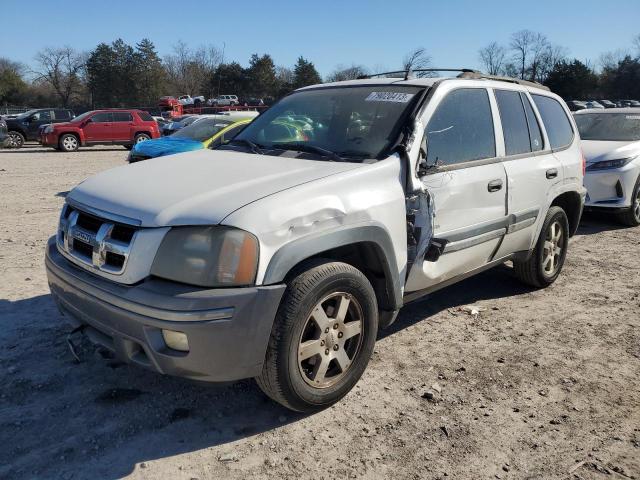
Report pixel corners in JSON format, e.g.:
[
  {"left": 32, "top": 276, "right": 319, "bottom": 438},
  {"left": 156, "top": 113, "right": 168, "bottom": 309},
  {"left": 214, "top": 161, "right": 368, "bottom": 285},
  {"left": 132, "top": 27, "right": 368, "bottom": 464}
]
[{"left": 66, "top": 325, "right": 86, "bottom": 363}]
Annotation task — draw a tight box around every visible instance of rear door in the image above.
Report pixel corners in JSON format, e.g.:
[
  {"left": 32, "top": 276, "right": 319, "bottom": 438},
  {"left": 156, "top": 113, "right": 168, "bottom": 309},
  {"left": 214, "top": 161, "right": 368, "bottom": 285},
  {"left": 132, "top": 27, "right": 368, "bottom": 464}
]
[
  {"left": 405, "top": 87, "right": 508, "bottom": 292},
  {"left": 493, "top": 89, "right": 561, "bottom": 257},
  {"left": 111, "top": 112, "right": 134, "bottom": 142},
  {"left": 83, "top": 112, "right": 113, "bottom": 142}
]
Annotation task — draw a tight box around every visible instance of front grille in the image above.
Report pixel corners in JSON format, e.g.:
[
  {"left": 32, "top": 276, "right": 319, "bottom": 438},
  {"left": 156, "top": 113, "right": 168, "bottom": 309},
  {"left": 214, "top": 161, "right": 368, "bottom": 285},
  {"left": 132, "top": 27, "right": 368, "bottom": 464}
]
[{"left": 57, "top": 204, "right": 138, "bottom": 274}]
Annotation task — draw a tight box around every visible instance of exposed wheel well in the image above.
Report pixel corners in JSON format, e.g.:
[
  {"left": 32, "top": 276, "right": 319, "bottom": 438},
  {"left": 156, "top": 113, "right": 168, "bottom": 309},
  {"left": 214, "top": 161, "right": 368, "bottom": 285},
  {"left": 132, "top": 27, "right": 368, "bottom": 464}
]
[
  {"left": 551, "top": 191, "right": 582, "bottom": 236},
  {"left": 134, "top": 131, "right": 151, "bottom": 139},
  {"left": 283, "top": 242, "right": 397, "bottom": 318}
]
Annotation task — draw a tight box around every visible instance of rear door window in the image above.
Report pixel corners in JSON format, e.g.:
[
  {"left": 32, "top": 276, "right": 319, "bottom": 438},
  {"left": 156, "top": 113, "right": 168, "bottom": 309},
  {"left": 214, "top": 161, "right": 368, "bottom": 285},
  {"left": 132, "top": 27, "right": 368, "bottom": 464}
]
[
  {"left": 53, "top": 109, "right": 71, "bottom": 120},
  {"left": 112, "top": 112, "right": 133, "bottom": 122},
  {"left": 426, "top": 88, "right": 496, "bottom": 166},
  {"left": 521, "top": 94, "right": 544, "bottom": 151},
  {"left": 532, "top": 95, "right": 574, "bottom": 150},
  {"left": 495, "top": 90, "right": 531, "bottom": 156}
]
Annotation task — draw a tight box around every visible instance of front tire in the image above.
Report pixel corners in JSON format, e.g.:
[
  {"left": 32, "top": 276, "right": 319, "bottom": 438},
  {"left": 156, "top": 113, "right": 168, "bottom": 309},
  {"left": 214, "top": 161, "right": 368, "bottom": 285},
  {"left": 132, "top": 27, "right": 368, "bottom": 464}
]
[
  {"left": 513, "top": 206, "right": 569, "bottom": 288},
  {"left": 134, "top": 133, "right": 151, "bottom": 145},
  {"left": 618, "top": 176, "right": 640, "bottom": 227},
  {"left": 59, "top": 134, "right": 79, "bottom": 152},
  {"left": 256, "top": 260, "right": 378, "bottom": 412},
  {"left": 7, "top": 131, "right": 25, "bottom": 149}
]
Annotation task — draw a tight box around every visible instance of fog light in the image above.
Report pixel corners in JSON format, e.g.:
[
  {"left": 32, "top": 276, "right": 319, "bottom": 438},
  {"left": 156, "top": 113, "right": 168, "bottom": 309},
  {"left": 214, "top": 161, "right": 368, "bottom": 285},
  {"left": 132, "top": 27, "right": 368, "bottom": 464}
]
[{"left": 162, "top": 329, "right": 189, "bottom": 352}]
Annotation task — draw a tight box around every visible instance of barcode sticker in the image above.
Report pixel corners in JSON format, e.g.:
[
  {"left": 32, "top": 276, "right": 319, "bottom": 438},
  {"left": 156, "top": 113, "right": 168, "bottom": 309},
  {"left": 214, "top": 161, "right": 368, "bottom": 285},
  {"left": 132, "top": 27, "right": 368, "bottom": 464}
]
[{"left": 365, "top": 92, "right": 414, "bottom": 103}]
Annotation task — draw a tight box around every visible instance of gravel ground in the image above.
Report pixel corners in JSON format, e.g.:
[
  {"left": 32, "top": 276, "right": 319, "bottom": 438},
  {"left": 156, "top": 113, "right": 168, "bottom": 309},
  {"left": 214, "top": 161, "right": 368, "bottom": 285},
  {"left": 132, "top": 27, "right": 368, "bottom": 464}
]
[{"left": 1, "top": 145, "right": 639, "bottom": 480}]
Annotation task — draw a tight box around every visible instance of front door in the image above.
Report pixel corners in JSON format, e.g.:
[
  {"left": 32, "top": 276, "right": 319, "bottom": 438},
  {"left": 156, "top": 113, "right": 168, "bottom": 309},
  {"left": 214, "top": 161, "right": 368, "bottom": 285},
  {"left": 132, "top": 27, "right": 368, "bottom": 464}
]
[
  {"left": 405, "top": 87, "right": 508, "bottom": 292},
  {"left": 27, "top": 110, "right": 52, "bottom": 140},
  {"left": 83, "top": 112, "right": 113, "bottom": 143}
]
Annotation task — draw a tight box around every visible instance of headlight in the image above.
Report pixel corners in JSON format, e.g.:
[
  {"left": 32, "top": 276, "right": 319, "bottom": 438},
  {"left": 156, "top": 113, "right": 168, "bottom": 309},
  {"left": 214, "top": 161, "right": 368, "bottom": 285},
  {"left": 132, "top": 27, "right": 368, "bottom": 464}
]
[
  {"left": 43, "top": 125, "right": 54, "bottom": 134},
  {"left": 586, "top": 157, "right": 634, "bottom": 171},
  {"left": 151, "top": 226, "right": 259, "bottom": 287}
]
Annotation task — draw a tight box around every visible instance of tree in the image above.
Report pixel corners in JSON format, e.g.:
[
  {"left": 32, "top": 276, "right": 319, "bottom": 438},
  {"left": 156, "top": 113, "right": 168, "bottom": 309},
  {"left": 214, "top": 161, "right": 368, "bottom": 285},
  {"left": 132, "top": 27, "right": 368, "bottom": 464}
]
[
  {"left": 402, "top": 47, "right": 432, "bottom": 76},
  {"left": 247, "top": 54, "right": 277, "bottom": 97},
  {"left": 478, "top": 42, "right": 507, "bottom": 75},
  {"left": 544, "top": 60, "right": 598, "bottom": 99},
  {"left": 292, "top": 56, "right": 321, "bottom": 89},
  {"left": 210, "top": 62, "right": 247, "bottom": 97},
  {"left": 600, "top": 56, "right": 640, "bottom": 99},
  {"left": 0, "top": 58, "right": 28, "bottom": 105},
  {"left": 326, "top": 64, "right": 369, "bottom": 82},
  {"left": 164, "top": 41, "right": 221, "bottom": 96},
  {"left": 135, "top": 39, "right": 166, "bottom": 105},
  {"left": 633, "top": 34, "right": 640, "bottom": 56},
  {"left": 33, "top": 47, "right": 85, "bottom": 107}
]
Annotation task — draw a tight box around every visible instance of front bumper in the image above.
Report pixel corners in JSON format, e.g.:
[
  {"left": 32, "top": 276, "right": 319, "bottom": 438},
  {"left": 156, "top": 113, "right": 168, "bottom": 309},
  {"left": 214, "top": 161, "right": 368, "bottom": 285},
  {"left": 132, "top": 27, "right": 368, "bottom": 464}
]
[
  {"left": 40, "top": 133, "right": 57, "bottom": 147},
  {"left": 45, "top": 238, "right": 285, "bottom": 382},
  {"left": 584, "top": 163, "right": 639, "bottom": 210}
]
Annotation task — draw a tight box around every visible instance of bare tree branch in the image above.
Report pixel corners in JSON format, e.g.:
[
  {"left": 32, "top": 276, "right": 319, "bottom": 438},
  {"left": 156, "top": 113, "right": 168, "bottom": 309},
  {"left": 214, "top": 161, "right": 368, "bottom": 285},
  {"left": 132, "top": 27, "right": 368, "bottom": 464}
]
[
  {"left": 479, "top": 42, "right": 507, "bottom": 75},
  {"left": 32, "top": 47, "right": 85, "bottom": 107}
]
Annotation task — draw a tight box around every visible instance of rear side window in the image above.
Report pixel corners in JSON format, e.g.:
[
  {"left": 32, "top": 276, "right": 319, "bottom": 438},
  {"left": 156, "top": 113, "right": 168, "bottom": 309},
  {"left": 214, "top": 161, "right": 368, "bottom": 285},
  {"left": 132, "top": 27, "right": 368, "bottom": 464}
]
[
  {"left": 426, "top": 88, "right": 495, "bottom": 166},
  {"left": 521, "top": 94, "right": 543, "bottom": 151},
  {"left": 495, "top": 90, "right": 531, "bottom": 156},
  {"left": 112, "top": 112, "right": 133, "bottom": 122},
  {"left": 532, "top": 95, "right": 574, "bottom": 150},
  {"left": 54, "top": 109, "right": 71, "bottom": 120},
  {"left": 137, "top": 111, "right": 154, "bottom": 121},
  {"left": 91, "top": 112, "right": 112, "bottom": 122}
]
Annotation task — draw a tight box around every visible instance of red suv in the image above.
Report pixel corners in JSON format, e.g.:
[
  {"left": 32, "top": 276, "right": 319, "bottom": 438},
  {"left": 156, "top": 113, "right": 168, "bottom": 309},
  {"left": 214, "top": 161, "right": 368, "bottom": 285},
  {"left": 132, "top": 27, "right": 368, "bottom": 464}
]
[{"left": 40, "top": 109, "right": 160, "bottom": 152}]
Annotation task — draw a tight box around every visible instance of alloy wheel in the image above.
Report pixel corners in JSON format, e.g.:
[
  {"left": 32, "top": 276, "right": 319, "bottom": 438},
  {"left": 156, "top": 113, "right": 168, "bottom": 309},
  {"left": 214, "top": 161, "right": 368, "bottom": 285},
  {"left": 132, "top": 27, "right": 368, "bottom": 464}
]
[
  {"left": 297, "top": 292, "right": 364, "bottom": 388},
  {"left": 62, "top": 136, "right": 78, "bottom": 150},
  {"left": 542, "top": 220, "right": 563, "bottom": 276},
  {"left": 8, "top": 132, "right": 22, "bottom": 148},
  {"left": 634, "top": 188, "right": 640, "bottom": 222}
]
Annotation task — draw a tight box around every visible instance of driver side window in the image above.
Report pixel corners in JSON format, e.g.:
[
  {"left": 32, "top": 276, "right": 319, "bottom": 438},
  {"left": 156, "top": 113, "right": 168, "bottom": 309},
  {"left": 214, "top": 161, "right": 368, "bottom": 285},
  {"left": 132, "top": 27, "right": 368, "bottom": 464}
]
[{"left": 425, "top": 88, "right": 496, "bottom": 166}]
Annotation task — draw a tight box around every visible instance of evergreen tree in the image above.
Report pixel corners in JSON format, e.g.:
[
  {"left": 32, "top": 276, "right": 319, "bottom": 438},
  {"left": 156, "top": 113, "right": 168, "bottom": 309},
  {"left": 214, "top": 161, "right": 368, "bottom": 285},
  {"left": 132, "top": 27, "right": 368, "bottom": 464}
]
[{"left": 292, "top": 56, "right": 321, "bottom": 89}]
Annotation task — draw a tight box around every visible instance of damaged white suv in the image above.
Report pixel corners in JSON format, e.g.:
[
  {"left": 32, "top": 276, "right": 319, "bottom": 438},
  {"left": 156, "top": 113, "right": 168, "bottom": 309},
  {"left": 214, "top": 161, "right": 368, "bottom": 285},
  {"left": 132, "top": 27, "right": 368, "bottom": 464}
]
[{"left": 46, "top": 71, "right": 585, "bottom": 412}]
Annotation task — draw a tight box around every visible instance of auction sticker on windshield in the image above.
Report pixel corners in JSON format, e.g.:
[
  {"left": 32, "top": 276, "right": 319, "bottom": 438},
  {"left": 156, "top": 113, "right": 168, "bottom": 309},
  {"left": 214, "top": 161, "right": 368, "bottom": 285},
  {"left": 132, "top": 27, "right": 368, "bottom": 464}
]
[{"left": 365, "top": 92, "right": 414, "bottom": 103}]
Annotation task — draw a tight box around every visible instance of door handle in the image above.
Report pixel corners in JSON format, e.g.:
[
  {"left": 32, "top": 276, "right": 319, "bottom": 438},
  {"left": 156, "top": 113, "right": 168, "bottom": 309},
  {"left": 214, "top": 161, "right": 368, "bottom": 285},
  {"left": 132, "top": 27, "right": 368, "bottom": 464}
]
[
  {"left": 546, "top": 168, "right": 558, "bottom": 179},
  {"left": 487, "top": 179, "right": 503, "bottom": 192}
]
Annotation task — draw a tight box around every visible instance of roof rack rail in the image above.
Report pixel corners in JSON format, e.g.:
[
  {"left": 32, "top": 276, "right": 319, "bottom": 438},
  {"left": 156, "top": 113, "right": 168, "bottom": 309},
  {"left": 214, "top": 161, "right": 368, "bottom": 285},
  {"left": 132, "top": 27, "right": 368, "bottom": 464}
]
[
  {"left": 456, "top": 71, "right": 550, "bottom": 91},
  {"left": 358, "top": 68, "right": 481, "bottom": 80}
]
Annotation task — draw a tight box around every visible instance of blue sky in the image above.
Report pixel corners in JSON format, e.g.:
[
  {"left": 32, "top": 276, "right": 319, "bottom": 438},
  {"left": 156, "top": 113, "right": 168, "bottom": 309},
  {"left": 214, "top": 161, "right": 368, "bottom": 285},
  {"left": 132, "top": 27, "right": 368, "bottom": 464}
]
[{"left": 1, "top": 0, "right": 639, "bottom": 76}]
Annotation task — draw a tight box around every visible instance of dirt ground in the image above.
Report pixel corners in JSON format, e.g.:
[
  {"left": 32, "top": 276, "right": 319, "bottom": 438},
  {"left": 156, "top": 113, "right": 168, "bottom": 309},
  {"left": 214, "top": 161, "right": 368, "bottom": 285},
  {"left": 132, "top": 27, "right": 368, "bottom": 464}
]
[{"left": 1, "top": 144, "right": 639, "bottom": 480}]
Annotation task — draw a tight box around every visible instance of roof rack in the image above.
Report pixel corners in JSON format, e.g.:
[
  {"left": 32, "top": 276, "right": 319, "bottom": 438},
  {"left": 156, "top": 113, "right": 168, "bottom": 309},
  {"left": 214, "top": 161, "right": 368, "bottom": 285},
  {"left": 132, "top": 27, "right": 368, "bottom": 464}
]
[
  {"left": 456, "top": 71, "right": 550, "bottom": 91},
  {"left": 356, "top": 68, "right": 550, "bottom": 91},
  {"left": 358, "top": 68, "right": 480, "bottom": 80}
]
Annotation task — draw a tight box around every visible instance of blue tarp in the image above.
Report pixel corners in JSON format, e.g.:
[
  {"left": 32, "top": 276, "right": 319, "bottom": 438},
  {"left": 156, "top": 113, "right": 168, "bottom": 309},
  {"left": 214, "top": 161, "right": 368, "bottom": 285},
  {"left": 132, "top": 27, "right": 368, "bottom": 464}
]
[{"left": 132, "top": 137, "right": 204, "bottom": 159}]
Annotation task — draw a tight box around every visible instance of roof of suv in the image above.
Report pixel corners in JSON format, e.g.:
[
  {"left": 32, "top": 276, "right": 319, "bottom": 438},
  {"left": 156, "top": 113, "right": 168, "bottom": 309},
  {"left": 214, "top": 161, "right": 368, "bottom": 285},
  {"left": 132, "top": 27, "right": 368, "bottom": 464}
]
[{"left": 299, "top": 75, "right": 551, "bottom": 94}]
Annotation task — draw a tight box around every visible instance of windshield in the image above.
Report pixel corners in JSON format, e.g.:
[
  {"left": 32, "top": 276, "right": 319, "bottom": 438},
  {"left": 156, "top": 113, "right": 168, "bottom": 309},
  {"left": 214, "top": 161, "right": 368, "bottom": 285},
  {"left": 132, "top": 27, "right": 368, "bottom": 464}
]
[
  {"left": 178, "top": 116, "right": 199, "bottom": 126},
  {"left": 16, "top": 109, "right": 40, "bottom": 119},
  {"left": 71, "top": 111, "right": 93, "bottom": 123},
  {"left": 575, "top": 113, "right": 640, "bottom": 141},
  {"left": 173, "top": 118, "right": 232, "bottom": 141},
  {"left": 233, "top": 85, "right": 422, "bottom": 160}
]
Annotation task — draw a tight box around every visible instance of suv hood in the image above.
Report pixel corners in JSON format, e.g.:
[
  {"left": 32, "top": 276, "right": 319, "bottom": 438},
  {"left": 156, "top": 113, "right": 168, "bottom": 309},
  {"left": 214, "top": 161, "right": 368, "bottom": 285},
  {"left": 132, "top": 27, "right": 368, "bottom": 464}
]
[
  {"left": 68, "top": 149, "right": 364, "bottom": 227},
  {"left": 581, "top": 140, "right": 640, "bottom": 163}
]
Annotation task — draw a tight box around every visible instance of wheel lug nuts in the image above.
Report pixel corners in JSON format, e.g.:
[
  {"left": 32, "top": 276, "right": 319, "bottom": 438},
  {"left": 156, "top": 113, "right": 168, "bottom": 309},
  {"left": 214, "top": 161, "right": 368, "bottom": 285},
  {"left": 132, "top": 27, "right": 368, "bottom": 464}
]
[
  {"left": 338, "top": 332, "right": 343, "bottom": 338},
  {"left": 333, "top": 344, "right": 339, "bottom": 351},
  {"left": 324, "top": 328, "right": 329, "bottom": 333},
  {"left": 320, "top": 340, "right": 325, "bottom": 346},
  {"left": 333, "top": 323, "right": 339, "bottom": 329},
  {"left": 325, "top": 349, "right": 330, "bottom": 355}
]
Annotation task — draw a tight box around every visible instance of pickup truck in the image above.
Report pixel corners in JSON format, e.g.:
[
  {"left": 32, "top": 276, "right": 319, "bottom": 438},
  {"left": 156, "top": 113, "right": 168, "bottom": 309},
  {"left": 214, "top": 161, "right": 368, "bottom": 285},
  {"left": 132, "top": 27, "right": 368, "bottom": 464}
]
[{"left": 45, "top": 72, "right": 585, "bottom": 412}]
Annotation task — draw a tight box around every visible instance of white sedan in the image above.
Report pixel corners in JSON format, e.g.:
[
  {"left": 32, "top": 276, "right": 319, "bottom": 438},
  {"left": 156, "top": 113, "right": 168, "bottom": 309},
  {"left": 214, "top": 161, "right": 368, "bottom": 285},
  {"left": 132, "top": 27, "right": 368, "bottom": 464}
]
[{"left": 575, "top": 108, "right": 640, "bottom": 226}]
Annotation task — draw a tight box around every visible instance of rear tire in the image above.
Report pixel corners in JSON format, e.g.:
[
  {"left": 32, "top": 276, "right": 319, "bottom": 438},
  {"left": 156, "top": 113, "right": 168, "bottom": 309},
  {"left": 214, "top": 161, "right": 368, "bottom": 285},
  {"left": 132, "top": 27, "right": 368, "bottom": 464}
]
[
  {"left": 7, "top": 131, "right": 24, "bottom": 149},
  {"left": 59, "top": 134, "right": 79, "bottom": 152},
  {"left": 618, "top": 176, "right": 640, "bottom": 227},
  {"left": 256, "top": 260, "right": 378, "bottom": 412},
  {"left": 513, "top": 206, "right": 569, "bottom": 288}
]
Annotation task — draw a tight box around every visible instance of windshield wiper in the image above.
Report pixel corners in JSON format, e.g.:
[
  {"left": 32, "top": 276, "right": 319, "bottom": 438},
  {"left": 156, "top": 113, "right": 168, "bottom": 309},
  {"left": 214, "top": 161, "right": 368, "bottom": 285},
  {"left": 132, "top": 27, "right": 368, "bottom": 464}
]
[
  {"left": 270, "top": 143, "right": 344, "bottom": 162},
  {"left": 227, "top": 138, "right": 264, "bottom": 154}
]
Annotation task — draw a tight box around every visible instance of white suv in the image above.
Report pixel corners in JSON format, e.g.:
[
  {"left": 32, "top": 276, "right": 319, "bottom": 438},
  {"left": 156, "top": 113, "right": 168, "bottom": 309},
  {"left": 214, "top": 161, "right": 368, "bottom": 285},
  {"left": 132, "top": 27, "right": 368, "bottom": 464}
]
[
  {"left": 209, "top": 95, "right": 239, "bottom": 106},
  {"left": 45, "top": 71, "right": 585, "bottom": 412}
]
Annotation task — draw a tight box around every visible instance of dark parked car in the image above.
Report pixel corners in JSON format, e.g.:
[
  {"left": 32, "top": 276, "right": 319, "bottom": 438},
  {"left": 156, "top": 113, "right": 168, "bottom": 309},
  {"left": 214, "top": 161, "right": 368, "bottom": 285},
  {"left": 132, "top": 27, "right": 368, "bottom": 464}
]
[
  {"left": 0, "top": 118, "right": 9, "bottom": 148},
  {"left": 566, "top": 100, "right": 587, "bottom": 111},
  {"left": 5, "top": 108, "right": 74, "bottom": 148}
]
